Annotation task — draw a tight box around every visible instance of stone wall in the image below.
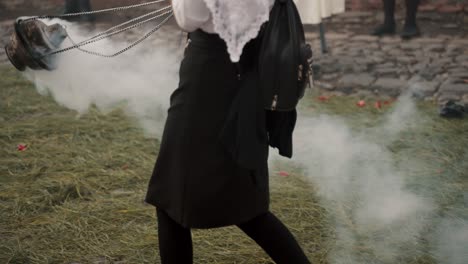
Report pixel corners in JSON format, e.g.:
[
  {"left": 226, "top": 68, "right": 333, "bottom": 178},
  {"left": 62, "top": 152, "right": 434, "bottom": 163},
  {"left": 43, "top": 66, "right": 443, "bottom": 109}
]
[
  {"left": 0, "top": 0, "right": 63, "bottom": 15},
  {"left": 0, "top": 0, "right": 153, "bottom": 10},
  {"left": 0, "top": 0, "right": 163, "bottom": 20}
]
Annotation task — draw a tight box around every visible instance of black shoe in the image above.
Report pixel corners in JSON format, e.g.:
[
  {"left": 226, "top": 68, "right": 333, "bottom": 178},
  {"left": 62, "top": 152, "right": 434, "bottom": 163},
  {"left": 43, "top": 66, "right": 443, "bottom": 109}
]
[
  {"left": 439, "top": 100, "right": 466, "bottom": 118},
  {"left": 371, "top": 23, "right": 396, "bottom": 36},
  {"left": 401, "top": 24, "right": 420, "bottom": 39}
]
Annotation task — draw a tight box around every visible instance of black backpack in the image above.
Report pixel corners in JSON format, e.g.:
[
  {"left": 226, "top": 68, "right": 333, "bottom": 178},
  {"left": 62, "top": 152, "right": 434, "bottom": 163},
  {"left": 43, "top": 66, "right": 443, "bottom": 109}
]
[{"left": 258, "top": 0, "right": 313, "bottom": 111}]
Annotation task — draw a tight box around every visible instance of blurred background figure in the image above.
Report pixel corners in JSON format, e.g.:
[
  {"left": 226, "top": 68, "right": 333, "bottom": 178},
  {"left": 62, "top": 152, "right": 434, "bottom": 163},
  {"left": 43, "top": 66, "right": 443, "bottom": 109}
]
[
  {"left": 372, "top": 0, "right": 421, "bottom": 39},
  {"left": 294, "top": 0, "right": 345, "bottom": 53},
  {"left": 294, "top": 0, "right": 345, "bottom": 25},
  {"left": 64, "top": 0, "right": 95, "bottom": 22}
]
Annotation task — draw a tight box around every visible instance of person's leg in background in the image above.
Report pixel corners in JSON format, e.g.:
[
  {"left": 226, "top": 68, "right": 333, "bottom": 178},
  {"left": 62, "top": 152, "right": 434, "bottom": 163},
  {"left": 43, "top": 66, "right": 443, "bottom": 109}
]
[
  {"left": 401, "top": 0, "right": 421, "bottom": 39},
  {"left": 372, "top": 0, "right": 397, "bottom": 36},
  {"left": 157, "top": 209, "right": 193, "bottom": 264},
  {"left": 237, "top": 212, "right": 311, "bottom": 264}
]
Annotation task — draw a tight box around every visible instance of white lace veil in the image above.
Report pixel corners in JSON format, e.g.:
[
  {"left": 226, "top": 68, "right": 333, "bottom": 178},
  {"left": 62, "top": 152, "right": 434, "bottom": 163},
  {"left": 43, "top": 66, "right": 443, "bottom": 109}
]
[{"left": 202, "top": 0, "right": 275, "bottom": 62}]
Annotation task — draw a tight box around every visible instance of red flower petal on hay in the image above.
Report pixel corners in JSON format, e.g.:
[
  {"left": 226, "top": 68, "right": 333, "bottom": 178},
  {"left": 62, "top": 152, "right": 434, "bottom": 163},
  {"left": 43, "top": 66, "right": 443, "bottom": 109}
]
[
  {"left": 356, "top": 100, "right": 366, "bottom": 107},
  {"left": 279, "top": 171, "right": 290, "bottom": 177},
  {"left": 318, "top": 95, "right": 330, "bottom": 102},
  {"left": 17, "top": 144, "right": 27, "bottom": 151},
  {"left": 374, "top": 101, "right": 382, "bottom": 109}
]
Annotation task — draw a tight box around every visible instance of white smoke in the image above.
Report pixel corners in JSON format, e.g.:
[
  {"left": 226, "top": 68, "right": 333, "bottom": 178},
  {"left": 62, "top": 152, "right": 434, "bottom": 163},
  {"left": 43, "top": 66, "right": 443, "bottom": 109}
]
[
  {"left": 374, "top": 93, "right": 421, "bottom": 142},
  {"left": 25, "top": 19, "right": 183, "bottom": 138},
  {"left": 269, "top": 94, "right": 423, "bottom": 263},
  {"left": 281, "top": 92, "right": 468, "bottom": 263},
  {"left": 431, "top": 216, "right": 468, "bottom": 264}
]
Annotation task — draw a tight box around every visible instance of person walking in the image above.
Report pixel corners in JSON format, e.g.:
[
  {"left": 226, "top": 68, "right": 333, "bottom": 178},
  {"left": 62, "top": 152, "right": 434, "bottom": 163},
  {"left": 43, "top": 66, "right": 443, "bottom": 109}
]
[
  {"left": 145, "top": 0, "right": 311, "bottom": 263},
  {"left": 372, "top": 0, "right": 421, "bottom": 39}
]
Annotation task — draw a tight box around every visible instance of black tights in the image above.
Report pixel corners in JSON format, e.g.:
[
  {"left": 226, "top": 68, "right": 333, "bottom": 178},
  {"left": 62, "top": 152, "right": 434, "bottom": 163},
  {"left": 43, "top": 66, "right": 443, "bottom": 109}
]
[
  {"left": 383, "top": 0, "right": 420, "bottom": 26},
  {"left": 157, "top": 209, "right": 311, "bottom": 264}
]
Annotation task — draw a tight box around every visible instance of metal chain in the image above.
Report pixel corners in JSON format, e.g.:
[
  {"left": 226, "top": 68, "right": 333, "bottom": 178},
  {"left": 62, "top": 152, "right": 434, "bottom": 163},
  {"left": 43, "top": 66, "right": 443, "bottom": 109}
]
[
  {"left": 43, "top": 9, "right": 173, "bottom": 57},
  {"left": 65, "top": 12, "right": 174, "bottom": 58},
  {"left": 21, "top": 0, "right": 168, "bottom": 22},
  {"left": 19, "top": 0, "right": 172, "bottom": 58},
  {"left": 85, "top": 5, "right": 172, "bottom": 43}
]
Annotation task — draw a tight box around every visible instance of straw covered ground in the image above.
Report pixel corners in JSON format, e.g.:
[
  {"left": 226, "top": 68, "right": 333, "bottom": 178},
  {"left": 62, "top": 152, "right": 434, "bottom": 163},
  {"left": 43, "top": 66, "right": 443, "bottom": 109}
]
[{"left": 1, "top": 65, "right": 467, "bottom": 264}]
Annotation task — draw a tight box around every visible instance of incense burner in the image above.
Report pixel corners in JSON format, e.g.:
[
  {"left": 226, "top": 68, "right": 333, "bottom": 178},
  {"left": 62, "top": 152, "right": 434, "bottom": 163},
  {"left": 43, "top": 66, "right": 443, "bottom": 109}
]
[{"left": 4, "top": 18, "right": 68, "bottom": 71}]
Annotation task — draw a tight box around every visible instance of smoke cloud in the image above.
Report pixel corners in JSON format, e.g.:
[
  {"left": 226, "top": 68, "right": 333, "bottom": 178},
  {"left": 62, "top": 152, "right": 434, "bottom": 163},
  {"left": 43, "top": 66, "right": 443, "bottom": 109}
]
[
  {"left": 25, "top": 19, "right": 183, "bottom": 138},
  {"left": 431, "top": 216, "right": 468, "bottom": 264},
  {"left": 277, "top": 92, "right": 466, "bottom": 263},
  {"left": 290, "top": 109, "right": 434, "bottom": 263}
]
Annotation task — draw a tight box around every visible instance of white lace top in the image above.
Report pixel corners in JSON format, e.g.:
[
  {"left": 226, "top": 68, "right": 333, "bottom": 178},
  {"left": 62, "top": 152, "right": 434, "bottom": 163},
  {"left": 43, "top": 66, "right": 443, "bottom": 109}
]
[{"left": 172, "top": 0, "right": 274, "bottom": 62}]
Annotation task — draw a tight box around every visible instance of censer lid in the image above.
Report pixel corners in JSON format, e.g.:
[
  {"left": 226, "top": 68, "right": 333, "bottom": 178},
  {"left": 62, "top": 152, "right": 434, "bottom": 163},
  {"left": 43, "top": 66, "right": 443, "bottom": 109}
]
[{"left": 5, "top": 18, "right": 68, "bottom": 71}]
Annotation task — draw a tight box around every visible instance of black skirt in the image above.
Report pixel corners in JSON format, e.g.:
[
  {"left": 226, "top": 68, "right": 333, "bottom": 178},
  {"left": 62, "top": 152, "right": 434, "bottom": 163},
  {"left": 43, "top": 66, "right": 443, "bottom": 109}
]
[{"left": 145, "top": 30, "right": 270, "bottom": 229}]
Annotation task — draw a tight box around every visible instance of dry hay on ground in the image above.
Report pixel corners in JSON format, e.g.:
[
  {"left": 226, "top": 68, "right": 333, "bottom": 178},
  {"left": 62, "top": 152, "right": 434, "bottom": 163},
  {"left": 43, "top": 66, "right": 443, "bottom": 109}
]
[{"left": 1, "top": 66, "right": 467, "bottom": 263}]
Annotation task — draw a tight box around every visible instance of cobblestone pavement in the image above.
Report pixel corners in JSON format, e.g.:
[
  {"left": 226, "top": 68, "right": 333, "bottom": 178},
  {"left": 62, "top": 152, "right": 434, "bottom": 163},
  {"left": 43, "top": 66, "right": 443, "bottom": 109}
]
[
  {"left": 1, "top": 10, "right": 467, "bottom": 106},
  {"left": 306, "top": 11, "right": 468, "bottom": 106}
]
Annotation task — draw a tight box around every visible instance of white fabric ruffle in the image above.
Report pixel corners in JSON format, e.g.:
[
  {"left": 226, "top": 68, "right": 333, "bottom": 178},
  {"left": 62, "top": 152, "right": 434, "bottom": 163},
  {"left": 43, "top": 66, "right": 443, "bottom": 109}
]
[
  {"left": 294, "top": 0, "right": 345, "bottom": 25},
  {"left": 202, "top": 0, "right": 274, "bottom": 62}
]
